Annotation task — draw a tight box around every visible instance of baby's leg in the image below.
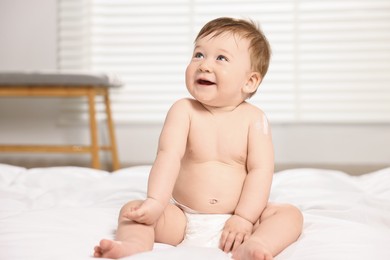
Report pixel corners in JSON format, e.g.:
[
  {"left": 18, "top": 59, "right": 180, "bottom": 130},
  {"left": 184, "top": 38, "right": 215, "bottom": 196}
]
[
  {"left": 154, "top": 202, "right": 187, "bottom": 245},
  {"left": 93, "top": 200, "right": 186, "bottom": 258},
  {"left": 232, "top": 203, "right": 303, "bottom": 260}
]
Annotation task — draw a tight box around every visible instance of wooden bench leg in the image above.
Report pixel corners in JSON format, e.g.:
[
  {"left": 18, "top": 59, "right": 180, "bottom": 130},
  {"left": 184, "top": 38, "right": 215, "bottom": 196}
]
[
  {"left": 87, "top": 88, "right": 100, "bottom": 169},
  {"left": 103, "top": 89, "right": 120, "bottom": 170}
]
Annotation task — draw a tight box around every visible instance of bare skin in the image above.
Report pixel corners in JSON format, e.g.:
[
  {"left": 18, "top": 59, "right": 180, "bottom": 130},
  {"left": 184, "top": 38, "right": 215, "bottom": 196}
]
[{"left": 94, "top": 25, "right": 303, "bottom": 260}]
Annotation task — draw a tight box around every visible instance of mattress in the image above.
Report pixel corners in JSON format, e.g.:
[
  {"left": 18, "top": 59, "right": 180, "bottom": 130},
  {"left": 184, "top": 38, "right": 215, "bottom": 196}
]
[{"left": 1, "top": 164, "right": 389, "bottom": 260}]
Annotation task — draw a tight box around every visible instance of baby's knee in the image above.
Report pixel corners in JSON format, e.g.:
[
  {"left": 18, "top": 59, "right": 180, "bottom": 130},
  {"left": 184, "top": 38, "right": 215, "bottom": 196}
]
[
  {"left": 277, "top": 204, "right": 304, "bottom": 229},
  {"left": 283, "top": 204, "right": 303, "bottom": 219},
  {"left": 263, "top": 203, "right": 303, "bottom": 222}
]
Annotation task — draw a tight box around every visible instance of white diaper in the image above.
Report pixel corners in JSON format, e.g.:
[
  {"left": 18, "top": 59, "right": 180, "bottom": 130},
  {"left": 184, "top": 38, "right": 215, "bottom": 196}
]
[
  {"left": 171, "top": 198, "right": 231, "bottom": 248},
  {"left": 178, "top": 212, "right": 231, "bottom": 248}
]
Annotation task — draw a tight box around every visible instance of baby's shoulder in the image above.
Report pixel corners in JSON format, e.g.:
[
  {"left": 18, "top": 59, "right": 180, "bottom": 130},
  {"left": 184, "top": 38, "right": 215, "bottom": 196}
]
[
  {"left": 172, "top": 97, "right": 196, "bottom": 106},
  {"left": 239, "top": 102, "right": 267, "bottom": 118},
  {"left": 171, "top": 98, "right": 202, "bottom": 111}
]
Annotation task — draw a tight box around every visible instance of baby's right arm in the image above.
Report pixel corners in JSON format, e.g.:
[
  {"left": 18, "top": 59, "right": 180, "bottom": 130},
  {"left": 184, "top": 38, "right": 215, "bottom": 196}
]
[{"left": 146, "top": 99, "right": 191, "bottom": 215}]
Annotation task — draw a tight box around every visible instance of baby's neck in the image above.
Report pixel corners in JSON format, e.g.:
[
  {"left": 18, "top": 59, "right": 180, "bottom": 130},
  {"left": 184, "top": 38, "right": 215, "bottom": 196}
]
[{"left": 200, "top": 101, "right": 245, "bottom": 115}]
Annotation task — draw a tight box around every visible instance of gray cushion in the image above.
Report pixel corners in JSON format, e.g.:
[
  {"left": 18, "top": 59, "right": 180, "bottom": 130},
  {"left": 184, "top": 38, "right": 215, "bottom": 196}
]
[{"left": 0, "top": 71, "right": 123, "bottom": 88}]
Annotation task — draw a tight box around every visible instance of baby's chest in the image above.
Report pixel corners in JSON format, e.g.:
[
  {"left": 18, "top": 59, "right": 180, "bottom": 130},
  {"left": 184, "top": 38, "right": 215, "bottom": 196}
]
[{"left": 186, "top": 120, "right": 248, "bottom": 161}]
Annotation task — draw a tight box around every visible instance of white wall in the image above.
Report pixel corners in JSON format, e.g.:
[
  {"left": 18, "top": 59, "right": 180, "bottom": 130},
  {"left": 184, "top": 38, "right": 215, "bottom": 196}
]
[
  {"left": 0, "top": 0, "right": 57, "bottom": 70},
  {"left": 0, "top": 1, "right": 389, "bottom": 174}
]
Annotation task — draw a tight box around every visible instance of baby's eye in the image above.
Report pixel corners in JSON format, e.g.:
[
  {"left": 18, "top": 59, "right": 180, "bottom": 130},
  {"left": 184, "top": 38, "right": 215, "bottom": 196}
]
[
  {"left": 194, "top": 52, "right": 204, "bottom": 59},
  {"left": 216, "top": 55, "right": 228, "bottom": 61}
]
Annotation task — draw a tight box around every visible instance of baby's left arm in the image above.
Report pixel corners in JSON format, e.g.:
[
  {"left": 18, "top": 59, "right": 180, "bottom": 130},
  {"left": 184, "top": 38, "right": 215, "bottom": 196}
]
[
  {"left": 220, "top": 111, "right": 274, "bottom": 252},
  {"left": 234, "top": 111, "right": 274, "bottom": 224}
]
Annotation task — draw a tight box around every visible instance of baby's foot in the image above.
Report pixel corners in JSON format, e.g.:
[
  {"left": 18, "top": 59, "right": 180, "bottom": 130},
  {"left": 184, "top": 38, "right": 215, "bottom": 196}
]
[
  {"left": 93, "top": 239, "right": 147, "bottom": 259},
  {"left": 231, "top": 239, "right": 273, "bottom": 260}
]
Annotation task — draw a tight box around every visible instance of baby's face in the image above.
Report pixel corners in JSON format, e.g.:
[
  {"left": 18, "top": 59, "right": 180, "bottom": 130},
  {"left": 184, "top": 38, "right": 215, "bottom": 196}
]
[{"left": 185, "top": 32, "right": 254, "bottom": 110}]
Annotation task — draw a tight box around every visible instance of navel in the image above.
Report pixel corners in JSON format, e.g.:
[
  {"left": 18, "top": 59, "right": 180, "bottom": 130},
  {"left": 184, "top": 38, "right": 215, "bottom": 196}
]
[{"left": 209, "top": 198, "right": 219, "bottom": 204}]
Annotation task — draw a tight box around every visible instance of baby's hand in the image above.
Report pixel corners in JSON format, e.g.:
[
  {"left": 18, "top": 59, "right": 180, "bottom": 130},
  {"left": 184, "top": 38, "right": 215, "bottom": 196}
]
[
  {"left": 124, "top": 198, "right": 165, "bottom": 225},
  {"left": 220, "top": 214, "right": 253, "bottom": 253}
]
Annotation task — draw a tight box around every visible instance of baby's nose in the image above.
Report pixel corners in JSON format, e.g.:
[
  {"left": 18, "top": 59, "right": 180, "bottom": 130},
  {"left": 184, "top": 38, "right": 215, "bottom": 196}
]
[{"left": 198, "top": 60, "right": 212, "bottom": 73}]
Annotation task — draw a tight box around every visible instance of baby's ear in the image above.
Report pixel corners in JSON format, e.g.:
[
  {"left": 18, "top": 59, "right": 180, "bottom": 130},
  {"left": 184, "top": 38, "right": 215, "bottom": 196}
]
[{"left": 243, "top": 72, "right": 262, "bottom": 94}]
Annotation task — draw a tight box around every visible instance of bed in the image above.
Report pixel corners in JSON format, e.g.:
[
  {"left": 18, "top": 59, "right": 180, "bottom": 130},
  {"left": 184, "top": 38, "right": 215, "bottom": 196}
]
[{"left": 1, "top": 163, "right": 390, "bottom": 260}]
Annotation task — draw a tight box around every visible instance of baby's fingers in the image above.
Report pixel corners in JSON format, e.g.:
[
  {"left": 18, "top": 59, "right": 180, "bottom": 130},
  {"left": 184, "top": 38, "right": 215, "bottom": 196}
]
[
  {"left": 220, "top": 231, "right": 248, "bottom": 253},
  {"left": 219, "top": 230, "right": 229, "bottom": 250},
  {"left": 125, "top": 208, "right": 145, "bottom": 221},
  {"left": 231, "top": 233, "right": 245, "bottom": 252},
  {"left": 221, "top": 231, "right": 237, "bottom": 252}
]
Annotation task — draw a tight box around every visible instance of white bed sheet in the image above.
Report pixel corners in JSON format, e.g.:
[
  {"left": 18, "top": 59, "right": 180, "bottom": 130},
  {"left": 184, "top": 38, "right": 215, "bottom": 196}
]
[{"left": 1, "top": 164, "right": 390, "bottom": 260}]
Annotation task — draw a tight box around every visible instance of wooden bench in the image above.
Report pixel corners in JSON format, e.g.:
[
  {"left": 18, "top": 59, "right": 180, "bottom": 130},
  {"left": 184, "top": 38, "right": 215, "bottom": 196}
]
[{"left": 0, "top": 72, "right": 122, "bottom": 170}]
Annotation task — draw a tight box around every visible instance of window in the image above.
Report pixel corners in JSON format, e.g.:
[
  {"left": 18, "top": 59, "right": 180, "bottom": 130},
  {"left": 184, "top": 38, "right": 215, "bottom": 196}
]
[{"left": 58, "top": 0, "right": 390, "bottom": 124}]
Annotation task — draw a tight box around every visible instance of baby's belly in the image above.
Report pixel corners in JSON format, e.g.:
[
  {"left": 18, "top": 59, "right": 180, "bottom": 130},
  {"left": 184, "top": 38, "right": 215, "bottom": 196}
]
[{"left": 172, "top": 161, "right": 247, "bottom": 214}]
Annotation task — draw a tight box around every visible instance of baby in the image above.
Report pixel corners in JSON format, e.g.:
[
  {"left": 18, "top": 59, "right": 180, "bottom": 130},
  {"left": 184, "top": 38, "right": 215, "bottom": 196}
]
[{"left": 94, "top": 17, "right": 303, "bottom": 260}]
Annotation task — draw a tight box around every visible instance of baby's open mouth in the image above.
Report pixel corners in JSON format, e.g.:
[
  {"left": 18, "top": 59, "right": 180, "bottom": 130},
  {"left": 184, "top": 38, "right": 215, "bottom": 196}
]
[{"left": 197, "top": 79, "right": 215, "bottom": 85}]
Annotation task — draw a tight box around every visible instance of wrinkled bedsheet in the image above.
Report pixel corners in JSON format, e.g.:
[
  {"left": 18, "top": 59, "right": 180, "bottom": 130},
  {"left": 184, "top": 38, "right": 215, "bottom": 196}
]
[{"left": 1, "top": 164, "right": 390, "bottom": 260}]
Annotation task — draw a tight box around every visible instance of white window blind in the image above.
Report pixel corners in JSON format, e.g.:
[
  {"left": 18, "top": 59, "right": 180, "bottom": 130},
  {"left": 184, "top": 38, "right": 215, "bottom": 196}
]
[{"left": 58, "top": 0, "right": 390, "bottom": 124}]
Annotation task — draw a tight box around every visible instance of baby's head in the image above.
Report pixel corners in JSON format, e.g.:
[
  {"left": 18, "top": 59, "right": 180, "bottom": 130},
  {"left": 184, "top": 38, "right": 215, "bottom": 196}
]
[{"left": 195, "top": 17, "right": 271, "bottom": 97}]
